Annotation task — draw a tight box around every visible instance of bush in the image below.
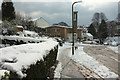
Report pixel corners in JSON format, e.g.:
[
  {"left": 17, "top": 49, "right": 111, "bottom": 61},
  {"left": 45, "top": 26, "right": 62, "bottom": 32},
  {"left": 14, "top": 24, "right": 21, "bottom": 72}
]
[{"left": 9, "top": 45, "right": 58, "bottom": 80}]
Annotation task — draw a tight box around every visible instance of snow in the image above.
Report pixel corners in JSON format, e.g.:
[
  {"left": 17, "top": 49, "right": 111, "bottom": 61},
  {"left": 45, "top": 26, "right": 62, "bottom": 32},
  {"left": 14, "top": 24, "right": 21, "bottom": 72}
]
[
  {"left": 86, "top": 33, "right": 93, "bottom": 37},
  {"left": 104, "top": 36, "right": 120, "bottom": 46},
  {"left": 54, "top": 62, "right": 62, "bottom": 78},
  {"left": 0, "top": 38, "right": 58, "bottom": 78},
  {"left": 0, "top": 70, "right": 9, "bottom": 79},
  {"left": 107, "top": 46, "right": 118, "bottom": 53},
  {"left": 16, "top": 30, "right": 39, "bottom": 38},
  {"left": 56, "top": 43, "right": 118, "bottom": 78},
  {"left": 16, "top": 26, "right": 23, "bottom": 29},
  {"left": 0, "top": 35, "right": 47, "bottom": 43},
  {"left": 70, "top": 46, "right": 118, "bottom": 78},
  {"left": 24, "top": 30, "right": 39, "bottom": 38}
]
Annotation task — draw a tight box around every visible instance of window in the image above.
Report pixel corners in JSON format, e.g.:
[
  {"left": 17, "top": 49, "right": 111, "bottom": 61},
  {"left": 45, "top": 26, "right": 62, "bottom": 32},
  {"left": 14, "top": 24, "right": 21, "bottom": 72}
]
[
  {"left": 57, "top": 29, "right": 60, "bottom": 32},
  {"left": 51, "top": 29, "right": 55, "bottom": 32}
]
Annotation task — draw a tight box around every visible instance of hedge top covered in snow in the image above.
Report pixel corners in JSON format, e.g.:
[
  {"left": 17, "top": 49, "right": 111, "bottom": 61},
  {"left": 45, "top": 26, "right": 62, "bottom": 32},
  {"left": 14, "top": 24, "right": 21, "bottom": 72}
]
[
  {"left": 0, "top": 38, "right": 58, "bottom": 78},
  {"left": 0, "top": 35, "right": 48, "bottom": 43}
]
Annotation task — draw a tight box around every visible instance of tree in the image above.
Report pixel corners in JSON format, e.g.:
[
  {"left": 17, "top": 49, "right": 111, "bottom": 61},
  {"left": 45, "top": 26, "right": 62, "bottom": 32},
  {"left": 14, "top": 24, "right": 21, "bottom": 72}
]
[
  {"left": 92, "top": 12, "right": 100, "bottom": 24},
  {"left": 98, "top": 19, "right": 108, "bottom": 41},
  {"left": 92, "top": 12, "right": 107, "bottom": 32},
  {"left": 2, "top": 0, "right": 15, "bottom": 21},
  {"left": 88, "top": 23, "right": 97, "bottom": 38}
]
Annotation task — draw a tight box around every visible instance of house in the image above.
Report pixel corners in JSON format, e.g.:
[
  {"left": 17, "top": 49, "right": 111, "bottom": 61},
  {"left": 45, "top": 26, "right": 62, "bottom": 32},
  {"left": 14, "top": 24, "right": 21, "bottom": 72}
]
[
  {"left": 33, "top": 17, "right": 49, "bottom": 28},
  {"left": 46, "top": 25, "right": 82, "bottom": 41},
  {"left": 32, "top": 17, "right": 49, "bottom": 35},
  {"left": 82, "top": 27, "right": 93, "bottom": 41}
]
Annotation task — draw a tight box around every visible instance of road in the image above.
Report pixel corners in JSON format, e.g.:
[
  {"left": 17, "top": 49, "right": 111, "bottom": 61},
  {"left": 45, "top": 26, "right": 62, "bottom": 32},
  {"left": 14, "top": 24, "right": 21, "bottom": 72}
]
[
  {"left": 83, "top": 45, "right": 120, "bottom": 75},
  {"left": 58, "top": 46, "right": 105, "bottom": 79},
  {"left": 57, "top": 44, "right": 119, "bottom": 79}
]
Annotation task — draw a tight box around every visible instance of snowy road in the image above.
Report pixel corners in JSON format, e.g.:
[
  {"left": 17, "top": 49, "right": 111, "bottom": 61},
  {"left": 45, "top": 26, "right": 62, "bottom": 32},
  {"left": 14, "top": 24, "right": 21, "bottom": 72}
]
[
  {"left": 55, "top": 43, "right": 119, "bottom": 79},
  {"left": 84, "top": 46, "right": 120, "bottom": 75}
]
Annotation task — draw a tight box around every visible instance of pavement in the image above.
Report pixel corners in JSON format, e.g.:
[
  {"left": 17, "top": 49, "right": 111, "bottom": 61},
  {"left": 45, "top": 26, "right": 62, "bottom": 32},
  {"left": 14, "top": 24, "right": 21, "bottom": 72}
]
[
  {"left": 58, "top": 47, "right": 85, "bottom": 78},
  {"left": 57, "top": 44, "right": 119, "bottom": 79}
]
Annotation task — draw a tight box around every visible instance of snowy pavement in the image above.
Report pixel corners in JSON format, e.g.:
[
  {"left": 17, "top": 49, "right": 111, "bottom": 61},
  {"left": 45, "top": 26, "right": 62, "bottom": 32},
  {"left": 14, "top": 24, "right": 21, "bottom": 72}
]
[
  {"left": 54, "top": 43, "right": 119, "bottom": 79},
  {"left": 55, "top": 45, "right": 85, "bottom": 78}
]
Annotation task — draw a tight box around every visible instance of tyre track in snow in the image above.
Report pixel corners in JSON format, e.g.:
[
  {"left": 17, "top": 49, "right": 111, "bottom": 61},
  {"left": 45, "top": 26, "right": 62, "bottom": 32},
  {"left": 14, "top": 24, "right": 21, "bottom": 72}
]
[{"left": 58, "top": 47, "right": 104, "bottom": 79}]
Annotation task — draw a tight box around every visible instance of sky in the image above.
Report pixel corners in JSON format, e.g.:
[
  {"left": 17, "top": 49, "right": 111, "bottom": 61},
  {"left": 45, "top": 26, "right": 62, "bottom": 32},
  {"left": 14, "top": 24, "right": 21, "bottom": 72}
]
[{"left": 0, "top": 0, "right": 119, "bottom": 26}]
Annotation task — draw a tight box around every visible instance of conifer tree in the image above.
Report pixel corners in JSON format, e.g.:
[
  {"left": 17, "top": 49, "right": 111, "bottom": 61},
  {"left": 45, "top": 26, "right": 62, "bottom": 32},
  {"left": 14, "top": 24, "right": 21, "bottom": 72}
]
[
  {"left": 2, "top": 0, "right": 15, "bottom": 21},
  {"left": 88, "top": 23, "right": 97, "bottom": 38},
  {"left": 98, "top": 19, "right": 108, "bottom": 41}
]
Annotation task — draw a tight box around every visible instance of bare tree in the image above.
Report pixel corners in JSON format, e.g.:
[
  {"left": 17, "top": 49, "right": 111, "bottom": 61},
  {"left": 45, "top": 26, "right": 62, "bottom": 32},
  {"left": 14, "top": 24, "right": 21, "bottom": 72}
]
[
  {"left": 92, "top": 12, "right": 108, "bottom": 32},
  {"left": 100, "top": 12, "right": 107, "bottom": 22}
]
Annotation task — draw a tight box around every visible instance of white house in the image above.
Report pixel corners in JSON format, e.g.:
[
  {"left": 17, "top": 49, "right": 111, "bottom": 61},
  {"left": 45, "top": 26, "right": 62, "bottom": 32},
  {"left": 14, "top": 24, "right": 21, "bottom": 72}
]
[
  {"left": 82, "top": 27, "right": 93, "bottom": 41},
  {"left": 82, "top": 33, "right": 93, "bottom": 41},
  {"left": 33, "top": 17, "right": 49, "bottom": 28}
]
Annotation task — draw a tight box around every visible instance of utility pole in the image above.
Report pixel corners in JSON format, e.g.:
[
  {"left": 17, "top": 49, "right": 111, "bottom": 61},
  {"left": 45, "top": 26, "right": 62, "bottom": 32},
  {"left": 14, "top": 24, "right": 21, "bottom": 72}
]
[{"left": 72, "top": 1, "right": 82, "bottom": 55}]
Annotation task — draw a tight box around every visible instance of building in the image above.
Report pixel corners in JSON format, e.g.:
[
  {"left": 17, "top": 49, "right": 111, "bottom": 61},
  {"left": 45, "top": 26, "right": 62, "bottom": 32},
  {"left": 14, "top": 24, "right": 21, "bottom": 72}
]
[
  {"left": 33, "top": 17, "right": 49, "bottom": 28},
  {"left": 46, "top": 25, "right": 82, "bottom": 42},
  {"left": 81, "top": 27, "right": 93, "bottom": 41},
  {"left": 47, "top": 11, "right": 82, "bottom": 42},
  {"left": 32, "top": 17, "right": 49, "bottom": 35}
]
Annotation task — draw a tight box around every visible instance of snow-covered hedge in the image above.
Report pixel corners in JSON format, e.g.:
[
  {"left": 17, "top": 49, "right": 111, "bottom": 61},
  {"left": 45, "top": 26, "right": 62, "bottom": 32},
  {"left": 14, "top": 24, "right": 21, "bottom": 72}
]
[
  {"left": 0, "top": 35, "right": 49, "bottom": 46},
  {"left": 0, "top": 38, "right": 58, "bottom": 79}
]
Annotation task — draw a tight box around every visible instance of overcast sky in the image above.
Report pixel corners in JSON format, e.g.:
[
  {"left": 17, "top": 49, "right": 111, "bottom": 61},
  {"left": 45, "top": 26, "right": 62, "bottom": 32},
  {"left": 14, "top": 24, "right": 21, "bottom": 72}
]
[{"left": 1, "top": 0, "right": 119, "bottom": 26}]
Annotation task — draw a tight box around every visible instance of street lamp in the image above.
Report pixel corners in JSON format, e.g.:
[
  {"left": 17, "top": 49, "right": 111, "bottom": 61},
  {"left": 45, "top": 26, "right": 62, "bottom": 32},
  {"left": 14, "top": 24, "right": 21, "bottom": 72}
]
[{"left": 72, "top": 1, "right": 82, "bottom": 55}]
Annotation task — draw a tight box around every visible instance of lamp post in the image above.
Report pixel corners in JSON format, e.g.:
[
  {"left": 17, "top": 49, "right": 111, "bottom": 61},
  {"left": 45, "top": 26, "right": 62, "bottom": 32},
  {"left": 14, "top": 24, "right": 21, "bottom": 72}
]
[{"left": 72, "top": 1, "right": 82, "bottom": 55}]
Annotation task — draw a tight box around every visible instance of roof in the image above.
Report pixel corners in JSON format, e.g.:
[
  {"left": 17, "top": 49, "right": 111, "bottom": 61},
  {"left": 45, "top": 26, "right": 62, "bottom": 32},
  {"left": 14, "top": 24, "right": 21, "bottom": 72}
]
[
  {"left": 47, "top": 25, "right": 72, "bottom": 29},
  {"left": 48, "top": 25, "right": 82, "bottom": 30},
  {"left": 86, "top": 33, "right": 93, "bottom": 37},
  {"left": 16, "top": 26, "right": 23, "bottom": 29},
  {"left": 32, "top": 17, "right": 49, "bottom": 23},
  {"left": 33, "top": 17, "right": 49, "bottom": 28}
]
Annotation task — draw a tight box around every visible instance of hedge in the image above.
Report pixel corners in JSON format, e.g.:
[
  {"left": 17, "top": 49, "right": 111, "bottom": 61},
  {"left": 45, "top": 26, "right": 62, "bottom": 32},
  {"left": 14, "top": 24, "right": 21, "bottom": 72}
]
[{"left": 9, "top": 45, "right": 58, "bottom": 80}]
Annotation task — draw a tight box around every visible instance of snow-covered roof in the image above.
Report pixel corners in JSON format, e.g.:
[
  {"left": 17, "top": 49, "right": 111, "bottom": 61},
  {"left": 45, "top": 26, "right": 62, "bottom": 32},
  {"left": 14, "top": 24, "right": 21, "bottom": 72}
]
[
  {"left": 33, "top": 17, "right": 49, "bottom": 28},
  {"left": 16, "top": 26, "right": 23, "bottom": 29},
  {"left": 48, "top": 25, "right": 82, "bottom": 30},
  {"left": 49, "top": 25, "right": 72, "bottom": 28},
  {"left": 86, "top": 33, "right": 93, "bottom": 37},
  {"left": 0, "top": 38, "right": 58, "bottom": 78},
  {"left": 32, "top": 18, "right": 38, "bottom": 21}
]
